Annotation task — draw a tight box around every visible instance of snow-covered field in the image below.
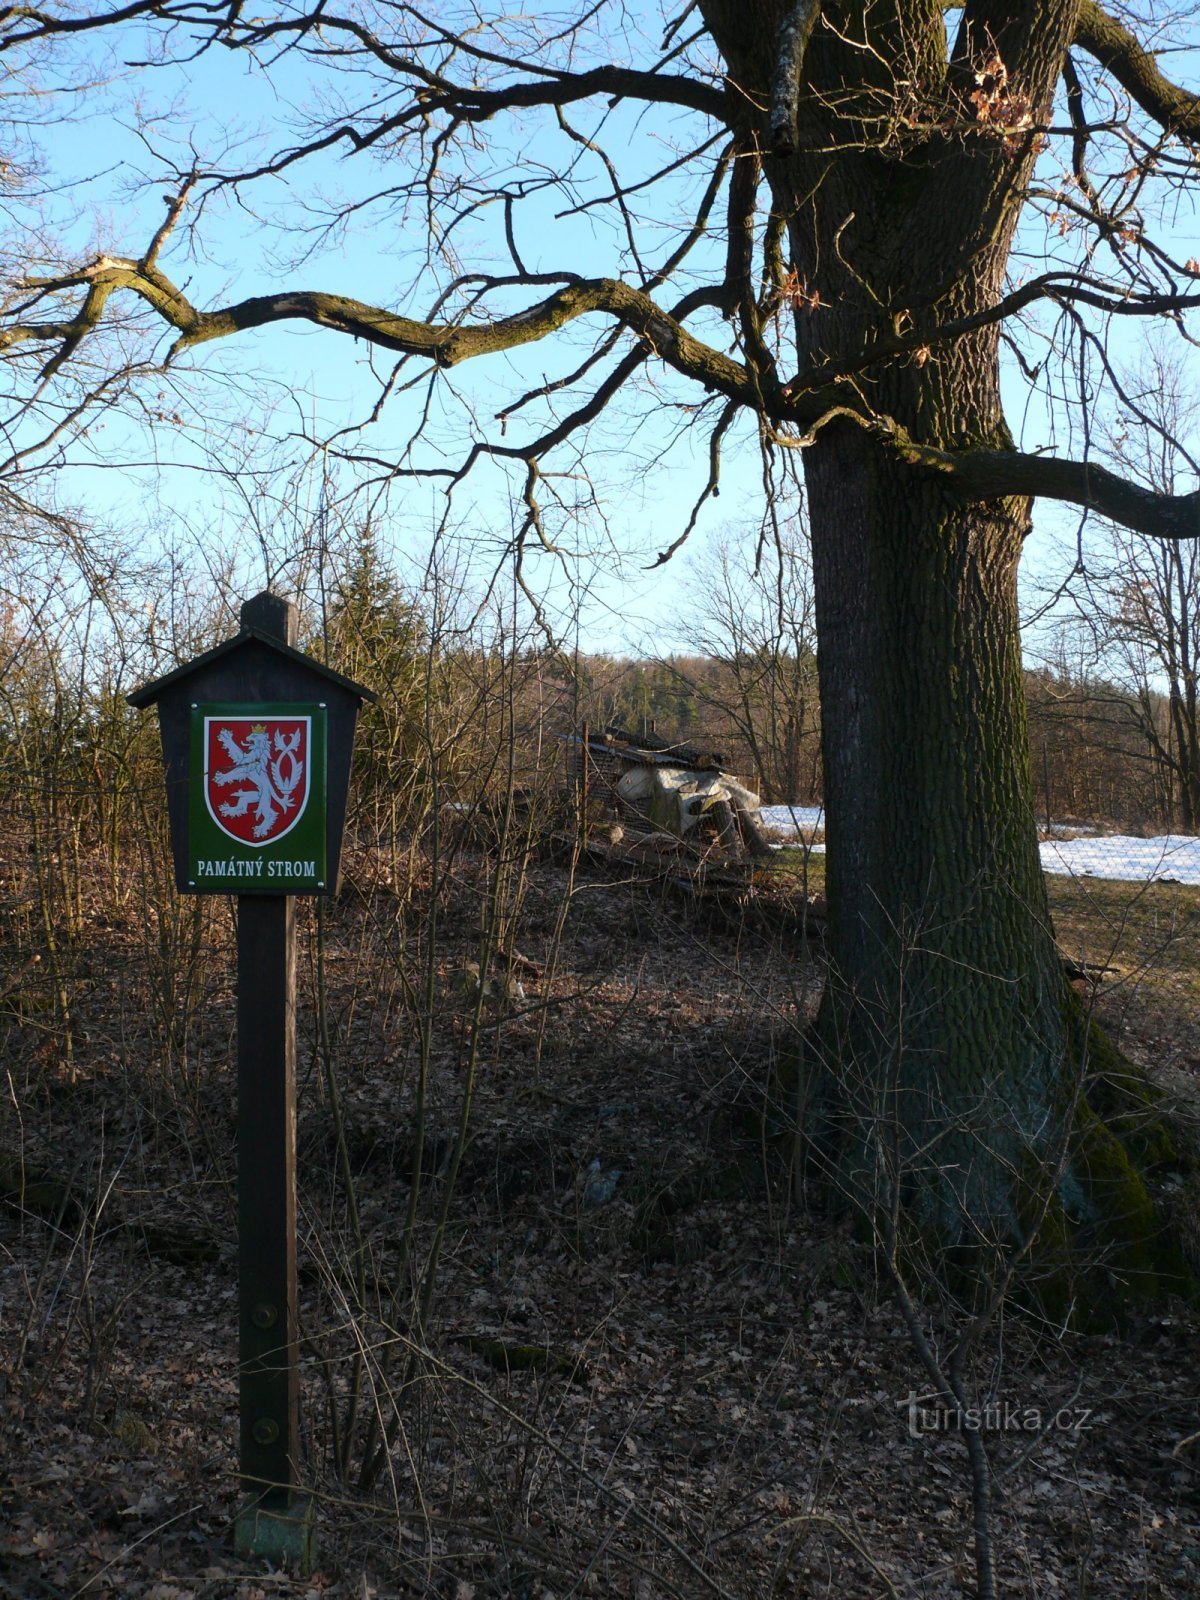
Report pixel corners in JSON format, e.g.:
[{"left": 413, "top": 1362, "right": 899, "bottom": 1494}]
[
  {"left": 761, "top": 805, "right": 1200, "bottom": 885},
  {"left": 760, "top": 804, "right": 825, "bottom": 836},
  {"left": 1038, "top": 834, "right": 1200, "bottom": 885},
  {"left": 760, "top": 805, "right": 827, "bottom": 855}
]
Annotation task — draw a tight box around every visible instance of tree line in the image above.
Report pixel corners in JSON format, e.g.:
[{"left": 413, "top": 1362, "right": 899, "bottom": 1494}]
[{"left": 2, "top": 508, "right": 1191, "bottom": 850}]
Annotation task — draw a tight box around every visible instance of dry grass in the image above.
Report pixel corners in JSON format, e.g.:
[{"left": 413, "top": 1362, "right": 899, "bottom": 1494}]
[{"left": 0, "top": 833, "right": 1197, "bottom": 1598}]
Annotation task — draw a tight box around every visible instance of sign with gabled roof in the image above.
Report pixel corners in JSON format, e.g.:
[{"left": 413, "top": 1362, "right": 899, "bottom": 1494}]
[{"left": 128, "top": 591, "right": 375, "bottom": 895}]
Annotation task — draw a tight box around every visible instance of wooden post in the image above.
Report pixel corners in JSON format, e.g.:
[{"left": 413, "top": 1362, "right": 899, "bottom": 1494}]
[
  {"left": 237, "top": 894, "right": 298, "bottom": 1498},
  {"left": 231, "top": 593, "right": 313, "bottom": 1569},
  {"left": 128, "top": 586, "right": 374, "bottom": 1577}
]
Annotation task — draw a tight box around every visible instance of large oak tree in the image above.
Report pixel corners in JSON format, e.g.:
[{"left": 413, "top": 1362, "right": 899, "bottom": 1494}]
[{"left": 2, "top": 0, "right": 1199, "bottom": 1261}]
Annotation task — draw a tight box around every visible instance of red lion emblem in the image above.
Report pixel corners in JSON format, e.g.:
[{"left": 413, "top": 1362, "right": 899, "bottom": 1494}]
[{"left": 205, "top": 716, "right": 310, "bottom": 845}]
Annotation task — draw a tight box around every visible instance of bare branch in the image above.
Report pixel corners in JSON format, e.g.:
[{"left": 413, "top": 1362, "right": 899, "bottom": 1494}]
[
  {"left": 769, "top": 0, "right": 821, "bottom": 156},
  {"left": 386, "top": 60, "right": 729, "bottom": 126},
  {"left": 1074, "top": 1, "right": 1200, "bottom": 139},
  {"left": 1060, "top": 51, "right": 1099, "bottom": 209},
  {"left": 648, "top": 399, "right": 738, "bottom": 567},
  {"left": 724, "top": 140, "right": 760, "bottom": 316},
  {"left": 887, "top": 428, "right": 1200, "bottom": 542},
  {"left": 0, "top": 0, "right": 208, "bottom": 45},
  {"left": 3, "top": 258, "right": 763, "bottom": 407}
]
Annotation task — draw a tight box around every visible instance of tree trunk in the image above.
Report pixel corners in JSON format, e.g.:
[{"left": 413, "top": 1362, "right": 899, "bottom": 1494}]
[
  {"left": 799, "top": 417, "right": 1181, "bottom": 1299},
  {"left": 689, "top": 0, "right": 1184, "bottom": 1298},
  {"left": 804, "top": 418, "right": 1069, "bottom": 1219}
]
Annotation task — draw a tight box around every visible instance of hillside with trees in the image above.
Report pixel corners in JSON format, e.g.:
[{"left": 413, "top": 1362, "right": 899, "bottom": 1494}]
[
  {"left": 0, "top": 533, "right": 1198, "bottom": 1597},
  {"left": 1, "top": 0, "right": 1200, "bottom": 1595}
]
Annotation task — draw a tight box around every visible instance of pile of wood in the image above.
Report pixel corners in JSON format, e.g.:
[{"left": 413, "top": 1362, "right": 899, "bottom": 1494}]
[
  {"left": 563, "top": 723, "right": 772, "bottom": 858},
  {"left": 566, "top": 722, "right": 730, "bottom": 783}
]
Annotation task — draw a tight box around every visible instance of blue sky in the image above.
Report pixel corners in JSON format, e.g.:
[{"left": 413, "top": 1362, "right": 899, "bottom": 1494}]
[
  {"left": 7, "top": 3, "right": 1200, "bottom": 660},
  {"left": 14, "top": 17, "right": 757, "bottom": 648}
]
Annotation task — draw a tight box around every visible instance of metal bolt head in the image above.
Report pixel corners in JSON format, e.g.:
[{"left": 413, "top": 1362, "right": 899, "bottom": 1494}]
[
  {"left": 250, "top": 1301, "right": 277, "bottom": 1330},
  {"left": 252, "top": 1417, "right": 280, "bottom": 1447}
]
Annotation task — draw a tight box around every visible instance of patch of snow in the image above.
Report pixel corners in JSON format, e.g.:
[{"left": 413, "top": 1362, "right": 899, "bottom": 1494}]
[
  {"left": 760, "top": 804, "right": 825, "bottom": 835},
  {"left": 765, "top": 805, "right": 1199, "bottom": 885},
  {"left": 765, "top": 804, "right": 1199, "bottom": 885},
  {"left": 1039, "top": 834, "right": 1200, "bottom": 885}
]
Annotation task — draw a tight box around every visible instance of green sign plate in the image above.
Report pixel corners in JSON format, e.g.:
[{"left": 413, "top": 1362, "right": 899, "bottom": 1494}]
[{"left": 187, "top": 703, "right": 328, "bottom": 893}]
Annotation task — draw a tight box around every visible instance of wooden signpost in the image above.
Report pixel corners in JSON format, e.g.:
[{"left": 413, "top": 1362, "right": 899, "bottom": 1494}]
[{"left": 130, "top": 591, "right": 374, "bottom": 1571}]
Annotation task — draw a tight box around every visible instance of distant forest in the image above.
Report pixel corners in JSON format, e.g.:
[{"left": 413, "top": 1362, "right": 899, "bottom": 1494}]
[
  {"left": 2, "top": 521, "right": 1191, "bottom": 857},
  {"left": 312, "top": 522, "right": 1200, "bottom": 835},
  {"left": 557, "top": 651, "right": 1186, "bottom": 832}
]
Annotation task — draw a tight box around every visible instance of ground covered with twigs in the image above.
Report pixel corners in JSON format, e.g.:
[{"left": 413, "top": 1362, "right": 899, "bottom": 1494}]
[{"left": 1, "top": 833, "right": 1199, "bottom": 1599}]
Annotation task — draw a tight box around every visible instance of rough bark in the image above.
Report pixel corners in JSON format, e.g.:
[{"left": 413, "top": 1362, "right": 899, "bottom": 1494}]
[
  {"left": 700, "top": 0, "right": 1183, "bottom": 1280},
  {"left": 804, "top": 421, "right": 1073, "bottom": 1224}
]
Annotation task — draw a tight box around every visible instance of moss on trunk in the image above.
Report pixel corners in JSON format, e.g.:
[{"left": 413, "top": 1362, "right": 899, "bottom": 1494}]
[
  {"left": 788, "top": 979, "right": 1196, "bottom": 1324},
  {"left": 790, "top": 406, "right": 1194, "bottom": 1322}
]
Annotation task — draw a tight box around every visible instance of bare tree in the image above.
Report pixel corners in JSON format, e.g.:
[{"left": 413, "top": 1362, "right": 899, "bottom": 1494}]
[
  {"left": 1024, "top": 644, "right": 1168, "bottom": 828},
  {"left": 1072, "top": 345, "right": 1200, "bottom": 830},
  {"left": 0, "top": 0, "right": 1197, "bottom": 1266},
  {"left": 671, "top": 530, "right": 819, "bottom": 802}
]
